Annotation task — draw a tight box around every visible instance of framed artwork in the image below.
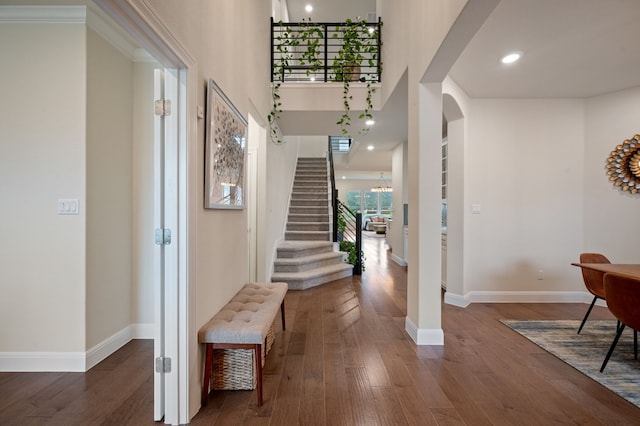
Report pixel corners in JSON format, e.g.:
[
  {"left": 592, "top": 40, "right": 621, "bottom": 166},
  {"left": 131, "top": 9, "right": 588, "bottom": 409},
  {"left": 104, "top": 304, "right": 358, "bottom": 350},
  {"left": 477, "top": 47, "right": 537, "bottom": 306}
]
[{"left": 205, "top": 79, "right": 247, "bottom": 209}]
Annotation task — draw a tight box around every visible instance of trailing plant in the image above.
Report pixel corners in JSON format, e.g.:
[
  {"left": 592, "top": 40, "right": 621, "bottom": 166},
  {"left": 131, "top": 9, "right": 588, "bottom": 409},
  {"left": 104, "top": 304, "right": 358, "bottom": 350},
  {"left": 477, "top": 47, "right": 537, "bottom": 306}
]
[
  {"left": 269, "top": 18, "right": 382, "bottom": 142},
  {"left": 339, "top": 240, "right": 366, "bottom": 271},
  {"left": 269, "top": 19, "right": 324, "bottom": 144},
  {"left": 332, "top": 18, "right": 382, "bottom": 137}
]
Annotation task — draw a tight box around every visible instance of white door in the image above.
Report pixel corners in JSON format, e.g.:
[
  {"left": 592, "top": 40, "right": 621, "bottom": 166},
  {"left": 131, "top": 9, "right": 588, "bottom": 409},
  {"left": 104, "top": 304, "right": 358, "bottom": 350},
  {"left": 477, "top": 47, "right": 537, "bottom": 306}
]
[{"left": 153, "top": 68, "right": 179, "bottom": 423}]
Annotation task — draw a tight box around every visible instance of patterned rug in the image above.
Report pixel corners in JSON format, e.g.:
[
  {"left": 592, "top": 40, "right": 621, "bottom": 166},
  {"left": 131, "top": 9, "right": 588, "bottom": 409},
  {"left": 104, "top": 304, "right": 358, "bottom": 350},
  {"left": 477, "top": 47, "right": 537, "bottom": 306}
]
[{"left": 502, "top": 319, "right": 640, "bottom": 408}]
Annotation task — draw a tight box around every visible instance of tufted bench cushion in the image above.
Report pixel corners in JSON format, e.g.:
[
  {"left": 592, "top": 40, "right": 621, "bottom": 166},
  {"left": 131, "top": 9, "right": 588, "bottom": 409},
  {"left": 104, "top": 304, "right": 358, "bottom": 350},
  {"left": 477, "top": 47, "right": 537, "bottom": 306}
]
[
  {"left": 199, "top": 282, "right": 287, "bottom": 407},
  {"left": 198, "top": 282, "right": 287, "bottom": 345}
]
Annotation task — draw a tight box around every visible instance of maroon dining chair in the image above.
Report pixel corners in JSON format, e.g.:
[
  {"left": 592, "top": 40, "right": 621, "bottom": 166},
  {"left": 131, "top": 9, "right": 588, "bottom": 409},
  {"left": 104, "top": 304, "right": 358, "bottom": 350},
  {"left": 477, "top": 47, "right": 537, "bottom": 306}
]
[
  {"left": 578, "top": 253, "right": 611, "bottom": 334},
  {"left": 600, "top": 273, "right": 640, "bottom": 372}
]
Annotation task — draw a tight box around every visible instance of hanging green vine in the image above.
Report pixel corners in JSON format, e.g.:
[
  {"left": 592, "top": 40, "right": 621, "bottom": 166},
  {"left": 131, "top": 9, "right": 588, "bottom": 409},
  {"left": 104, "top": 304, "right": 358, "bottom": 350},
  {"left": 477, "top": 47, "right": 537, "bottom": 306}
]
[
  {"left": 269, "top": 19, "right": 324, "bottom": 144},
  {"left": 269, "top": 18, "right": 382, "bottom": 142},
  {"left": 332, "top": 18, "right": 381, "bottom": 137}
]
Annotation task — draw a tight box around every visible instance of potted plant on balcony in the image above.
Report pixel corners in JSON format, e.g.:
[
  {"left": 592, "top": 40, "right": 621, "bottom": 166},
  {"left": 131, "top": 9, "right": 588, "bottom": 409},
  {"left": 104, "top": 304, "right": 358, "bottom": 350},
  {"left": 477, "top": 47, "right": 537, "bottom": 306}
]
[
  {"left": 332, "top": 18, "right": 380, "bottom": 137},
  {"left": 269, "top": 19, "right": 324, "bottom": 144},
  {"left": 270, "top": 18, "right": 382, "bottom": 142}
]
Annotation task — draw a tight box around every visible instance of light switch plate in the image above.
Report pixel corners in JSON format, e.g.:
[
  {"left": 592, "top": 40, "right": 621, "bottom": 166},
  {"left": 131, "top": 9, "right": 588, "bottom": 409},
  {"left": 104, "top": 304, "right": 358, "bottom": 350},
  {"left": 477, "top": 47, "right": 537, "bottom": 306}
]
[
  {"left": 58, "top": 198, "right": 79, "bottom": 215},
  {"left": 471, "top": 204, "right": 481, "bottom": 214}
]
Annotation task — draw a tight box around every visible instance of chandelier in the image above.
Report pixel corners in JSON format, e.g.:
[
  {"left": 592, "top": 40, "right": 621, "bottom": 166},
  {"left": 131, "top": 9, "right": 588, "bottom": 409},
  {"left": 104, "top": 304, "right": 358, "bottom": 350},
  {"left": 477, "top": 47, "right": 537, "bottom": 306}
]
[{"left": 371, "top": 172, "right": 392, "bottom": 192}]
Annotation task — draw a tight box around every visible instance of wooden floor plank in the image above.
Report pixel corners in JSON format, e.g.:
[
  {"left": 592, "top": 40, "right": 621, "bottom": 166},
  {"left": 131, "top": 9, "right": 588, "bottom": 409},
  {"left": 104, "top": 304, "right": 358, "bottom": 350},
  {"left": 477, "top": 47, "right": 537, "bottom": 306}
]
[{"left": 2, "top": 236, "right": 640, "bottom": 425}]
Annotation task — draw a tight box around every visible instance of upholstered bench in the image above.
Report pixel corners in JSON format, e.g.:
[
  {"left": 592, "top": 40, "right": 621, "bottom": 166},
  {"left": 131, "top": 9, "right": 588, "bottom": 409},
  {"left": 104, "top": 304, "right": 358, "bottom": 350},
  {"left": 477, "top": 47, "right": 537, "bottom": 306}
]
[{"left": 198, "top": 282, "right": 287, "bottom": 406}]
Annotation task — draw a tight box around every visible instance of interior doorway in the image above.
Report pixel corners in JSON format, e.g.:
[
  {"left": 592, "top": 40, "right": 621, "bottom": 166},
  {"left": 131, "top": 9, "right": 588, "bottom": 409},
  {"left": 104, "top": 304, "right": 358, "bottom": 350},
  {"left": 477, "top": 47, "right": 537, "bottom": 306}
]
[
  {"left": 95, "top": 3, "right": 197, "bottom": 424},
  {"left": 442, "top": 92, "right": 464, "bottom": 301}
]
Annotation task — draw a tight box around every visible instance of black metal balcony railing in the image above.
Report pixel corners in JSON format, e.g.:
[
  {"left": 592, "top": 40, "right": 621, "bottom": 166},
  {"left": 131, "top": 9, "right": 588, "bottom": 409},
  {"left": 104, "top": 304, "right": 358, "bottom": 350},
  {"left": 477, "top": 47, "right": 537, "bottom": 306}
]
[{"left": 271, "top": 18, "right": 382, "bottom": 83}]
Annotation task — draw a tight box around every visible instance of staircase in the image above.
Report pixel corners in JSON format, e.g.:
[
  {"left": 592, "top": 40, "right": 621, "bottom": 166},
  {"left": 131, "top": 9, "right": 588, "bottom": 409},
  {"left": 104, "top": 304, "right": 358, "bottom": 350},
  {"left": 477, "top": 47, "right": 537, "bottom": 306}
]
[{"left": 272, "top": 157, "right": 352, "bottom": 290}]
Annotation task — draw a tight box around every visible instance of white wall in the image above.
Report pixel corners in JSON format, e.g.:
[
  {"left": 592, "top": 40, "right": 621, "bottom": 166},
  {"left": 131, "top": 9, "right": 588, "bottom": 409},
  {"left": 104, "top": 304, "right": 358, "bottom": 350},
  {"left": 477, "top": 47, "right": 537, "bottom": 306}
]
[
  {"left": 132, "top": 60, "right": 159, "bottom": 329},
  {"left": 441, "top": 83, "right": 640, "bottom": 304},
  {"left": 584, "top": 87, "right": 640, "bottom": 261},
  {"left": 335, "top": 178, "right": 383, "bottom": 197},
  {"left": 469, "top": 98, "right": 585, "bottom": 293},
  {"left": 263, "top": 136, "right": 299, "bottom": 280},
  {"left": 389, "top": 142, "right": 406, "bottom": 262},
  {"left": 298, "top": 135, "right": 328, "bottom": 157},
  {"left": 86, "top": 28, "right": 134, "bottom": 350},
  {"left": 447, "top": 92, "right": 586, "bottom": 299},
  {"left": 0, "top": 23, "right": 87, "bottom": 360}
]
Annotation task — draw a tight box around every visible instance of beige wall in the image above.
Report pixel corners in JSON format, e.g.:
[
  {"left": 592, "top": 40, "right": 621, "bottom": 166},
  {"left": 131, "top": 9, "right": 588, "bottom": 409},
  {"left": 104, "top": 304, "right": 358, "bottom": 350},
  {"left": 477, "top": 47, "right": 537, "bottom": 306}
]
[
  {"left": 132, "top": 60, "right": 159, "bottom": 328},
  {"left": 441, "top": 82, "right": 640, "bottom": 303},
  {"left": 0, "top": 23, "right": 87, "bottom": 356},
  {"left": 140, "top": 1, "right": 275, "bottom": 415},
  {"left": 584, "top": 87, "right": 640, "bottom": 260},
  {"left": 85, "top": 28, "right": 134, "bottom": 349}
]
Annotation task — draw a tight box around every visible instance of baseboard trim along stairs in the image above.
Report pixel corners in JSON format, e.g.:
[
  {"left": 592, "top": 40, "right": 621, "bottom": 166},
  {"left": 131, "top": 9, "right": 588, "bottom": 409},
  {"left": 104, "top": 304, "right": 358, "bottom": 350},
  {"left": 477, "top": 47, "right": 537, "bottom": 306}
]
[{"left": 272, "top": 157, "right": 352, "bottom": 290}]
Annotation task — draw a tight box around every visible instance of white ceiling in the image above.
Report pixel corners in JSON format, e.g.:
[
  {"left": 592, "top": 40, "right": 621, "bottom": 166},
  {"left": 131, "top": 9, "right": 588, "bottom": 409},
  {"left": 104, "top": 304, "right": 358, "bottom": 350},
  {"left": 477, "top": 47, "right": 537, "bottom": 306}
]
[
  {"left": 449, "top": 0, "right": 640, "bottom": 98},
  {"left": 282, "top": 0, "right": 640, "bottom": 176}
]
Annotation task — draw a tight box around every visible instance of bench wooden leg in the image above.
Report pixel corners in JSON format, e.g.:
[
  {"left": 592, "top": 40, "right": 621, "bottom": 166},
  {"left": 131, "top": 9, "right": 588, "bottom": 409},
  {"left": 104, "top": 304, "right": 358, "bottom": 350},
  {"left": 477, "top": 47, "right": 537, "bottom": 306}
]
[
  {"left": 201, "top": 343, "right": 213, "bottom": 405},
  {"left": 280, "top": 300, "right": 286, "bottom": 331},
  {"left": 254, "top": 344, "right": 263, "bottom": 406}
]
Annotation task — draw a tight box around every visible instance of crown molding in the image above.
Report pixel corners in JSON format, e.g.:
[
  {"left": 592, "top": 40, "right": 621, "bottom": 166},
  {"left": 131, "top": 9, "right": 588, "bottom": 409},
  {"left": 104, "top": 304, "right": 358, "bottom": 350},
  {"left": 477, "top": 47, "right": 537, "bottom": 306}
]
[
  {"left": 86, "top": 6, "right": 138, "bottom": 59},
  {"left": 0, "top": 5, "right": 154, "bottom": 62},
  {"left": 0, "top": 6, "right": 86, "bottom": 24}
]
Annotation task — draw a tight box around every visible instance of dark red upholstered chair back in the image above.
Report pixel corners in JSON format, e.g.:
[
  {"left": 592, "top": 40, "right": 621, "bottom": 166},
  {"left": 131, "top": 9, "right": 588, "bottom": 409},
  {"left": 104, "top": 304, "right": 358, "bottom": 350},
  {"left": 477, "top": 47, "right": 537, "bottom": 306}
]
[
  {"left": 580, "top": 253, "right": 611, "bottom": 299},
  {"left": 604, "top": 273, "right": 640, "bottom": 332}
]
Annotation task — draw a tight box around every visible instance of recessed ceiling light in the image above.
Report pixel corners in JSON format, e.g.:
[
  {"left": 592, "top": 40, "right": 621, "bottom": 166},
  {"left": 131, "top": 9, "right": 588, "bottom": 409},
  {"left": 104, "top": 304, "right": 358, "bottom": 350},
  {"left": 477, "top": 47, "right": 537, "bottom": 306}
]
[
  {"left": 342, "top": 176, "right": 346, "bottom": 179},
  {"left": 501, "top": 52, "right": 521, "bottom": 64},
  {"left": 305, "top": 4, "right": 313, "bottom": 13},
  {"left": 365, "top": 119, "right": 375, "bottom": 126},
  {"left": 367, "top": 145, "right": 374, "bottom": 151}
]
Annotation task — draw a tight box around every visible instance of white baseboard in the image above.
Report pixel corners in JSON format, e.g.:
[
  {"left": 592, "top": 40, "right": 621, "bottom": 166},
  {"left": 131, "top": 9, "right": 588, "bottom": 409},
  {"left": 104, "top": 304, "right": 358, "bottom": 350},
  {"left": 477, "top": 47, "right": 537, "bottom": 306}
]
[
  {"left": 0, "top": 351, "right": 86, "bottom": 372},
  {"left": 405, "top": 317, "right": 444, "bottom": 345},
  {"left": 0, "top": 324, "right": 154, "bottom": 372},
  {"left": 132, "top": 323, "right": 154, "bottom": 339},
  {"left": 443, "top": 290, "right": 605, "bottom": 307},
  {"left": 86, "top": 325, "right": 133, "bottom": 370},
  {"left": 391, "top": 253, "right": 407, "bottom": 266}
]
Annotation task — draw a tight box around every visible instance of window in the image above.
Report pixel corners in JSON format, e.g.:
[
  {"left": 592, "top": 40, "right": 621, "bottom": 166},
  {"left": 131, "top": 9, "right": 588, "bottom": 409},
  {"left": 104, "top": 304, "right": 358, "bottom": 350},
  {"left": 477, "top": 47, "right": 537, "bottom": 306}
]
[
  {"left": 346, "top": 191, "right": 361, "bottom": 212},
  {"left": 363, "top": 191, "right": 378, "bottom": 214},
  {"left": 379, "top": 192, "right": 392, "bottom": 215},
  {"left": 345, "top": 190, "right": 392, "bottom": 216}
]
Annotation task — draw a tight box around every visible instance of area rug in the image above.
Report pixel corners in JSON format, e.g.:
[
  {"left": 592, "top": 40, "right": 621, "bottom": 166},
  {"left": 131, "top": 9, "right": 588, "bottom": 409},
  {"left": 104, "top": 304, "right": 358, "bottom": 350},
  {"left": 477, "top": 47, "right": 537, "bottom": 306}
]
[{"left": 501, "top": 319, "right": 640, "bottom": 408}]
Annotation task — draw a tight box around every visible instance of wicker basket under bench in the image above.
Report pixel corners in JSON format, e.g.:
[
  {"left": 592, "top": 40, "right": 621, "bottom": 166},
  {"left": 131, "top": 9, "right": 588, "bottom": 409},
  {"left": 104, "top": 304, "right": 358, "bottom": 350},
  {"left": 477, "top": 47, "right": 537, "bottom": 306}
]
[{"left": 198, "top": 282, "right": 287, "bottom": 407}]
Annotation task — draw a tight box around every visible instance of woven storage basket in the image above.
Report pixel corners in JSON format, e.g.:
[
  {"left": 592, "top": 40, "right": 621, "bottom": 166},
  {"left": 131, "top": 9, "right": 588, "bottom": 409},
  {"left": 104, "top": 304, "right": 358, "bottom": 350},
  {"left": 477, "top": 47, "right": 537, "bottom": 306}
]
[{"left": 211, "top": 324, "right": 275, "bottom": 390}]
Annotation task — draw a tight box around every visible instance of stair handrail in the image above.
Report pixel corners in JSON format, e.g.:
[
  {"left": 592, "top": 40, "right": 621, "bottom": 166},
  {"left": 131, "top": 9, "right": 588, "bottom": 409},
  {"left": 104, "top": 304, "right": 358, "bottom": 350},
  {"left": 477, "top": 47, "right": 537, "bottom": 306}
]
[
  {"left": 328, "top": 138, "right": 362, "bottom": 274},
  {"left": 328, "top": 138, "right": 338, "bottom": 242}
]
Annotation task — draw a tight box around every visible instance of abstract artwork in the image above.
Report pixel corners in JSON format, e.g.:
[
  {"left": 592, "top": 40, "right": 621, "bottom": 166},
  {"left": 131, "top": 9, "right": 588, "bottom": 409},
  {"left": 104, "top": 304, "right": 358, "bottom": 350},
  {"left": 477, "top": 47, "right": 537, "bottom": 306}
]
[{"left": 205, "top": 79, "right": 247, "bottom": 209}]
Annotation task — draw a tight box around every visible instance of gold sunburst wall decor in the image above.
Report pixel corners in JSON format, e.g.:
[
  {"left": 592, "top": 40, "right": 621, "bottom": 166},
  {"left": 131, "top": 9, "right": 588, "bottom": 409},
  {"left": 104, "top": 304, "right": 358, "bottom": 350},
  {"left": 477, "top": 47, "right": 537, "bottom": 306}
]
[{"left": 606, "top": 134, "right": 640, "bottom": 195}]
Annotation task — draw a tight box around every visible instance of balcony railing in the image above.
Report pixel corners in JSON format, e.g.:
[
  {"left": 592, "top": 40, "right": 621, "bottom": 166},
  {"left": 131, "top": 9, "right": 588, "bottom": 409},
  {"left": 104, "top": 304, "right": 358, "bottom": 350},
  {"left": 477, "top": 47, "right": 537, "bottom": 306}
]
[{"left": 271, "top": 18, "right": 382, "bottom": 83}]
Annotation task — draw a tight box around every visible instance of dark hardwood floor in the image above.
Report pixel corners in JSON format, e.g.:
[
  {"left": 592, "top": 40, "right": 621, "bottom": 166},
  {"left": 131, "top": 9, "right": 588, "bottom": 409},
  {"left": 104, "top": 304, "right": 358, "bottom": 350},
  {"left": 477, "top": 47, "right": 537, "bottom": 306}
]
[{"left": 3, "top": 233, "right": 640, "bottom": 425}]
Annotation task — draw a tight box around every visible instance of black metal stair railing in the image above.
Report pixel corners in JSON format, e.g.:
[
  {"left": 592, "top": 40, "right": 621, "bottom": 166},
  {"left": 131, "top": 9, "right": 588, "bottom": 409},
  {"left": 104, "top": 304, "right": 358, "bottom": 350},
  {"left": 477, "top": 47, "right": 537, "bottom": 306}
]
[
  {"left": 271, "top": 18, "right": 382, "bottom": 83},
  {"left": 328, "top": 138, "right": 362, "bottom": 275}
]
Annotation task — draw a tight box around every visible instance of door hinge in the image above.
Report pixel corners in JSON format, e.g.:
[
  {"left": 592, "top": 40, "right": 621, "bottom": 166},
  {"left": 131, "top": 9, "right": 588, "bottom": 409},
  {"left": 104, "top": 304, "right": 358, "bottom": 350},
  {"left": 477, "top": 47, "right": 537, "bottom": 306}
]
[
  {"left": 155, "top": 228, "right": 172, "bottom": 245},
  {"left": 155, "top": 357, "right": 172, "bottom": 373},
  {"left": 154, "top": 99, "right": 172, "bottom": 116}
]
